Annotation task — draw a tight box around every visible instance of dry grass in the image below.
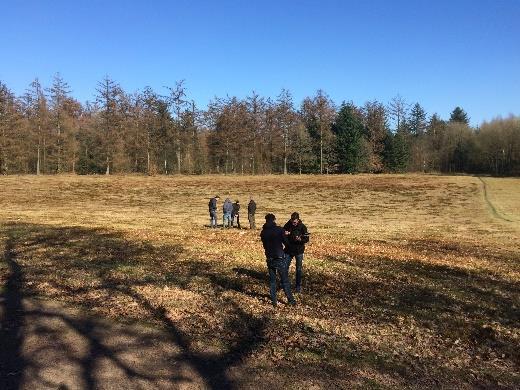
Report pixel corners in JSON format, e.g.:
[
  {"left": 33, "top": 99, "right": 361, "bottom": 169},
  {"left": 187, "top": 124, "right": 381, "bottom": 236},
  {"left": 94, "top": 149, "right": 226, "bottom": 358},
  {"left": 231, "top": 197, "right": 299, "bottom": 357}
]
[
  {"left": 480, "top": 177, "right": 520, "bottom": 223},
  {"left": 1, "top": 174, "right": 519, "bottom": 388}
]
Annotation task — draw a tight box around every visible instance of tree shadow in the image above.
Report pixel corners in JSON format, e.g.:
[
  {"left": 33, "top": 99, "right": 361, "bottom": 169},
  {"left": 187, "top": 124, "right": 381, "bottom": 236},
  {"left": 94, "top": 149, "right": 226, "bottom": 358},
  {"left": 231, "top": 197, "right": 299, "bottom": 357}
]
[
  {"left": 319, "top": 248, "right": 520, "bottom": 364},
  {"left": 3, "top": 223, "right": 519, "bottom": 388},
  {"left": 1, "top": 222, "right": 268, "bottom": 389}
]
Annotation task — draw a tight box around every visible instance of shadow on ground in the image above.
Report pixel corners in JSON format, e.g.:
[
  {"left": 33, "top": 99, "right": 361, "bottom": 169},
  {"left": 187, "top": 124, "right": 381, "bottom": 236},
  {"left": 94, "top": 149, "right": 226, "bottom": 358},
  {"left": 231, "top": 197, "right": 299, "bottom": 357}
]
[
  {"left": 0, "top": 223, "right": 269, "bottom": 389},
  {"left": 1, "top": 222, "right": 519, "bottom": 389}
]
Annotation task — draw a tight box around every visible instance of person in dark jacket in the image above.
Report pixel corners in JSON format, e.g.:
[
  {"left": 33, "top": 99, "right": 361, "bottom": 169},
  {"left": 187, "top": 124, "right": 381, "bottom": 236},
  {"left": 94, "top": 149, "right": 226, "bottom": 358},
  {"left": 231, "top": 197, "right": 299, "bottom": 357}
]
[
  {"left": 284, "top": 212, "right": 309, "bottom": 293},
  {"left": 208, "top": 195, "right": 220, "bottom": 228},
  {"left": 222, "top": 198, "right": 233, "bottom": 228},
  {"left": 260, "top": 213, "right": 296, "bottom": 307},
  {"left": 231, "top": 200, "right": 241, "bottom": 228},
  {"left": 247, "top": 197, "right": 257, "bottom": 229}
]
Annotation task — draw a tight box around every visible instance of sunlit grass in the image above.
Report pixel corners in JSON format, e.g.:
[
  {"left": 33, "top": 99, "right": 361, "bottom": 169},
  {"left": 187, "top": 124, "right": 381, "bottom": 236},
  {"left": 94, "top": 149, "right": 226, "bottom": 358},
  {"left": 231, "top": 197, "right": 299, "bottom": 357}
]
[{"left": 1, "top": 174, "right": 519, "bottom": 388}]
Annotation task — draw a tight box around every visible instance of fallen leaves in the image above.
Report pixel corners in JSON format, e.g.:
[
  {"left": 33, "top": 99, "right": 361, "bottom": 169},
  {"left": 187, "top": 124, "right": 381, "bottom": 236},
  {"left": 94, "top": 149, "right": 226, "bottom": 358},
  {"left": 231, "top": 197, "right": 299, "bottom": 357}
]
[{"left": 0, "top": 174, "right": 519, "bottom": 388}]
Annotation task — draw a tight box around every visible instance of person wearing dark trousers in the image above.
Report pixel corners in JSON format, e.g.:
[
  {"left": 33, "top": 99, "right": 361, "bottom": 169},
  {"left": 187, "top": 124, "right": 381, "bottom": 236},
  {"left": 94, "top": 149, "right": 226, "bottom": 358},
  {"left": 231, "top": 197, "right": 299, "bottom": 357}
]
[
  {"left": 208, "top": 195, "right": 220, "bottom": 228},
  {"left": 232, "top": 200, "right": 241, "bottom": 228},
  {"left": 248, "top": 197, "right": 257, "bottom": 229},
  {"left": 284, "top": 212, "right": 309, "bottom": 293},
  {"left": 260, "top": 213, "right": 296, "bottom": 307}
]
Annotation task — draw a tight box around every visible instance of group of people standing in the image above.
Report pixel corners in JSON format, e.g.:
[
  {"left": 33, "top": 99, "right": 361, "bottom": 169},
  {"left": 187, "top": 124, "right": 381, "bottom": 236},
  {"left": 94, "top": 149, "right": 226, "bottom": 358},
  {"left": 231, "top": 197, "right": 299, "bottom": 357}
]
[
  {"left": 208, "top": 195, "right": 257, "bottom": 229},
  {"left": 207, "top": 195, "right": 309, "bottom": 308},
  {"left": 260, "top": 212, "right": 309, "bottom": 307}
]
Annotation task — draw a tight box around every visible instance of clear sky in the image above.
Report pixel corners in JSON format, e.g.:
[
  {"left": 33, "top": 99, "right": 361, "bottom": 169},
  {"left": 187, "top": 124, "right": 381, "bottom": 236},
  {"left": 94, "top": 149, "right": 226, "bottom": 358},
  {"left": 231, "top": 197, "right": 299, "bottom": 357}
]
[{"left": 1, "top": 0, "right": 519, "bottom": 126}]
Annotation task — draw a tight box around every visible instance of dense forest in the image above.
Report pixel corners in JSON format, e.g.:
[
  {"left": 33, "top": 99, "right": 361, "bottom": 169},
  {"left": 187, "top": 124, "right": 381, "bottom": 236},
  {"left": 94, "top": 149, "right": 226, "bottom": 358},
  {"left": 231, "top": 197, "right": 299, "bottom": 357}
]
[{"left": 0, "top": 75, "right": 518, "bottom": 176}]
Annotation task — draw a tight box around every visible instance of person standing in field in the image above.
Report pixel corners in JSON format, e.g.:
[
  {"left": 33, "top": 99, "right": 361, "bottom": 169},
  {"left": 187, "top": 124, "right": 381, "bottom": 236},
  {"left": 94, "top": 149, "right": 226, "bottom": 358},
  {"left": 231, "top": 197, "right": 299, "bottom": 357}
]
[
  {"left": 284, "top": 212, "right": 309, "bottom": 293},
  {"left": 247, "top": 197, "right": 257, "bottom": 229},
  {"left": 260, "top": 213, "right": 296, "bottom": 307},
  {"left": 208, "top": 195, "right": 220, "bottom": 228},
  {"left": 232, "top": 200, "right": 241, "bottom": 228},
  {"left": 222, "top": 198, "right": 233, "bottom": 228}
]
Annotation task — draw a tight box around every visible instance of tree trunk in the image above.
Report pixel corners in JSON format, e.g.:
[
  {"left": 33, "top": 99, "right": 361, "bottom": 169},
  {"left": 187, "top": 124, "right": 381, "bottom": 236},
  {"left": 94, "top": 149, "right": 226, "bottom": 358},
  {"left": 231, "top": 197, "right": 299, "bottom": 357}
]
[
  {"left": 177, "top": 145, "right": 181, "bottom": 174},
  {"left": 320, "top": 124, "right": 323, "bottom": 174},
  {"left": 43, "top": 136, "right": 46, "bottom": 174},
  {"left": 0, "top": 128, "right": 6, "bottom": 174},
  {"left": 283, "top": 128, "right": 288, "bottom": 175},
  {"left": 147, "top": 150, "right": 150, "bottom": 175},
  {"left": 37, "top": 143, "right": 41, "bottom": 175},
  {"left": 57, "top": 122, "right": 61, "bottom": 173}
]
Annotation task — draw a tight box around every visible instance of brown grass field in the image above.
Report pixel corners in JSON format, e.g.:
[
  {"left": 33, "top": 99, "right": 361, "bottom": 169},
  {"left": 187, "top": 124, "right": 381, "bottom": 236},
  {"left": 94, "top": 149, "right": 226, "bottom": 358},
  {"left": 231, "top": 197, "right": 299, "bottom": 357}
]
[{"left": 1, "top": 174, "right": 519, "bottom": 389}]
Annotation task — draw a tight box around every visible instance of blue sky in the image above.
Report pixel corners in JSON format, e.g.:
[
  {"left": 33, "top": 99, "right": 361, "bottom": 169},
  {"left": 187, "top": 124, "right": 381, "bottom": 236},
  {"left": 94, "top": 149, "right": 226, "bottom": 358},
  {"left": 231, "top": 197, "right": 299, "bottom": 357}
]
[{"left": 1, "top": 0, "right": 519, "bottom": 126}]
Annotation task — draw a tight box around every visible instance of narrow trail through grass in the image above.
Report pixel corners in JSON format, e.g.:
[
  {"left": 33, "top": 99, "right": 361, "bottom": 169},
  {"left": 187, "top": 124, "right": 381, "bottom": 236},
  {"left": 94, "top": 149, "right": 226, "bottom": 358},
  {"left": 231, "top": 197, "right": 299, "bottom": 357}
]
[{"left": 478, "top": 176, "right": 514, "bottom": 222}]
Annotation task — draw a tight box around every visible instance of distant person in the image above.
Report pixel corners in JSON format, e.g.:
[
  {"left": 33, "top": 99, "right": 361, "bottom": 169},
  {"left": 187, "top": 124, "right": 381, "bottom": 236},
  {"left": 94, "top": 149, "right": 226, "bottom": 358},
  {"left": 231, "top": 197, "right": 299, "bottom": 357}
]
[
  {"left": 284, "top": 212, "right": 309, "bottom": 293},
  {"left": 260, "top": 213, "right": 296, "bottom": 307},
  {"left": 248, "top": 197, "right": 257, "bottom": 229},
  {"left": 208, "top": 195, "right": 220, "bottom": 228},
  {"left": 232, "top": 200, "right": 241, "bottom": 228},
  {"left": 222, "top": 198, "right": 233, "bottom": 228}
]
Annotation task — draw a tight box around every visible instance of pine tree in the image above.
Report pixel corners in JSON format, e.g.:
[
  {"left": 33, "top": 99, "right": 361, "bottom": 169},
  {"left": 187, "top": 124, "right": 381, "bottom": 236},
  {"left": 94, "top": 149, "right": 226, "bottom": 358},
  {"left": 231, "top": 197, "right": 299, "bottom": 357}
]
[
  {"left": 362, "top": 100, "right": 388, "bottom": 172},
  {"left": 289, "top": 121, "right": 314, "bottom": 174},
  {"left": 24, "top": 79, "right": 50, "bottom": 174},
  {"left": 449, "top": 106, "right": 470, "bottom": 125},
  {"left": 301, "top": 90, "right": 336, "bottom": 173},
  {"left": 166, "top": 81, "right": 187, "bottom": 174},
  {"left": 95, "top": 76, "right": 123, "bottom": 174},
  {"left": 409, "top": 103, "right": 427, "bottom": 136},
  {"left": 245, "top": 92, "right": 266, "bottom": 174},
  {"left": 0, "top": 82, "right": 24, "bottom": 174},
  {"left": 274, "top": 89, "right": 297, "bottom": 174},
  {"left": 332, "top": 102, "right": 364, "bottom": 173},
  {"left": 383, "top": 129, "right": 410, "bottom": 172},
  {"left": 48, "top": 73, "right": 71, "bottom": 173}
]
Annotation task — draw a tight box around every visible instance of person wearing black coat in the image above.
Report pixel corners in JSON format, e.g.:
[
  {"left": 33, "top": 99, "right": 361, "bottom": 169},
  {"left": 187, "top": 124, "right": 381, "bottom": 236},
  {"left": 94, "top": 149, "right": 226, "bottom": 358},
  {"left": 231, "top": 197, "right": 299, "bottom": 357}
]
[
  {"left": 260, "top": 213, "right": 296, "bottom": 307},
  {"left": 283, "top": 212, "right": 309, "bottom": 293},
  {"left": 208, "top": 195, "right": 220, "bottom": 228},
  {"left": 247, "top": 197, "right": 257, "bottom": 229},
  {"left": 231, "top": 200, "right": 241, "bottom": 228}
]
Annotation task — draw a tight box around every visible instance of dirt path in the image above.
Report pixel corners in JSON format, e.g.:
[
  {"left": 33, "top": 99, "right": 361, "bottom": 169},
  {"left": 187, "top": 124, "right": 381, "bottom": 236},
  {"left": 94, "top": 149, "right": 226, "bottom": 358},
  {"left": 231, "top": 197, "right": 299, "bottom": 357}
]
[{"left": 478, "top": 176, "right": 513, "bottom": 222}]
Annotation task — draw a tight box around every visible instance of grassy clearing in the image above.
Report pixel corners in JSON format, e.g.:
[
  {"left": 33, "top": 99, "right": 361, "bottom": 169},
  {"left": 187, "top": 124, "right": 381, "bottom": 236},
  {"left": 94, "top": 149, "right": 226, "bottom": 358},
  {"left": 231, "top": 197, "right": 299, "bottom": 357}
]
[{"left": 1, "top": 174, "right": 519, "bottom": 388}]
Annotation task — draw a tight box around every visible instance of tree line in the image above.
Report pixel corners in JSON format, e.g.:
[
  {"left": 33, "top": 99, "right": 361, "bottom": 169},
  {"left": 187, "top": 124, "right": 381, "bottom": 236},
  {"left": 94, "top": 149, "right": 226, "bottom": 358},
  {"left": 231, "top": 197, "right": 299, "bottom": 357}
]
[{"left": 1, "top": 75, "right": 519, "bottom": 176}]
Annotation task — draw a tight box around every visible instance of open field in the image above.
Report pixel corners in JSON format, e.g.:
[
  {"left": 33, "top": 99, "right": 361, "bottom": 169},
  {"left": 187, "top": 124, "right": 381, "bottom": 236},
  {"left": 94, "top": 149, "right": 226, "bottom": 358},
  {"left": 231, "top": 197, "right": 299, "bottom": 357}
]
[{"left": 1, "top": 174, "right": 519, "bottom": 389}]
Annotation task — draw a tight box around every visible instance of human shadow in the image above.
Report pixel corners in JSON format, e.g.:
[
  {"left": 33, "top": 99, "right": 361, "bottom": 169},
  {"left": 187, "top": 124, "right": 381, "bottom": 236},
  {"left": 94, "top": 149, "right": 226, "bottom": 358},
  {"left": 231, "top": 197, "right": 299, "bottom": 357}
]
[
  {"left": 0, "top": 232, "right": 26, "bottom": 390},
  {"left": 232, "top": 267, "right": 268, "bottom": 283}
]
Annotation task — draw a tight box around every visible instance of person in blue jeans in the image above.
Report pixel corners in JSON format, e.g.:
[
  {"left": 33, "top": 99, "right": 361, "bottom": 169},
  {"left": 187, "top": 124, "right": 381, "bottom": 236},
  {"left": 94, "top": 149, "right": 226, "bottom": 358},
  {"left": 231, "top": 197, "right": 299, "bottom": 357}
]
[
  {"left": 260, "top": 213, "right": 296, "bottom": 307},
  {"left": 283, "top": 212, "right": 309, "bottom": 293},
  {"left": 222, "top": 198, "right": 233, "bottom": 228}
]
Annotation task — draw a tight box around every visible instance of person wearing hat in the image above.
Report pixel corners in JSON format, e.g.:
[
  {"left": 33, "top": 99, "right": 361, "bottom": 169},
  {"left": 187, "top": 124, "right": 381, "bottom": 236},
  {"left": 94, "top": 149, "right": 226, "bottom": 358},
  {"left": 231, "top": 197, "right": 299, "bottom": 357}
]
[
  {"left": 260, "top": 213, "right": 296, "bottom": 307},
  {"left": 283, "top": 212, "right": 309, "bottom": 293},
  {"left": 208, "top": 195, "right": 220, "bottom": 228}
]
